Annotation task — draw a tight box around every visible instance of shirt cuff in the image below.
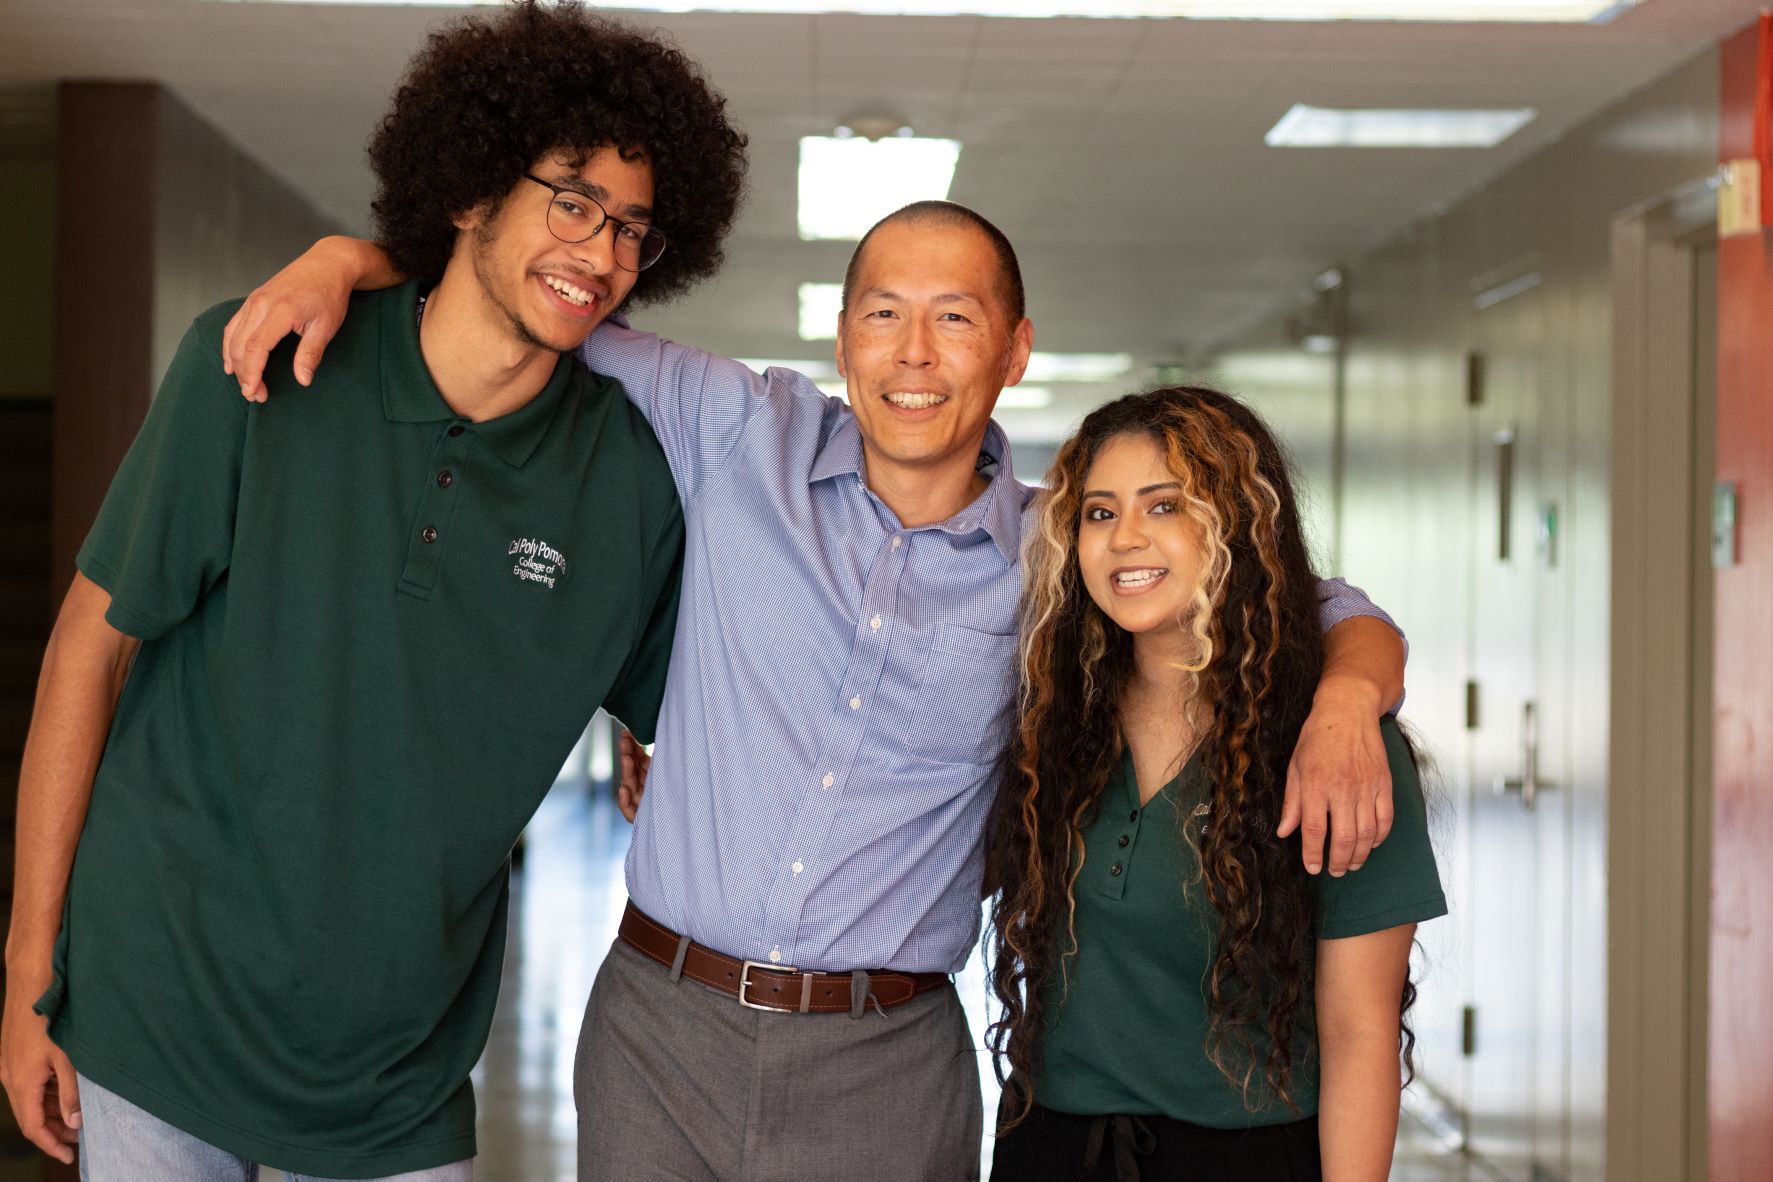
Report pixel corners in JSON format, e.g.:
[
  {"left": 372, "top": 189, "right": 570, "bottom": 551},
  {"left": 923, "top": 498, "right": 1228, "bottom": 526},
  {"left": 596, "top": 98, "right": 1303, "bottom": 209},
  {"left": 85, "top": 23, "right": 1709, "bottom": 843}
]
[{"left": 1318, "top": 576, "right": 1408, "bottom": 714}]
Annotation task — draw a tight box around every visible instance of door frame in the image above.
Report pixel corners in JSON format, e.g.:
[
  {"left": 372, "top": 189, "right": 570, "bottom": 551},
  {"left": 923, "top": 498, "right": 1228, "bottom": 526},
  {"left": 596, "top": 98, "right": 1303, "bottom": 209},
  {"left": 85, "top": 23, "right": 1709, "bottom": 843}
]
[{"left": 1605, "top": 175, "right": 1717, "bottom": 1182}]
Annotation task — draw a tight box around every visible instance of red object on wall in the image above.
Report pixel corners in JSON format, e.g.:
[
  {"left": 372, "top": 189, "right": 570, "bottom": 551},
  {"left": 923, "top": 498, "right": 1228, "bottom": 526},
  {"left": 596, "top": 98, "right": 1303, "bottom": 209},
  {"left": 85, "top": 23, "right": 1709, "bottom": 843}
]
[
  {"left": 1710, "top": 18, "right": 1773, "bottom": 1182},
  {"left": 1756, "top": 12, "right": 1773, "bottom": 225}
]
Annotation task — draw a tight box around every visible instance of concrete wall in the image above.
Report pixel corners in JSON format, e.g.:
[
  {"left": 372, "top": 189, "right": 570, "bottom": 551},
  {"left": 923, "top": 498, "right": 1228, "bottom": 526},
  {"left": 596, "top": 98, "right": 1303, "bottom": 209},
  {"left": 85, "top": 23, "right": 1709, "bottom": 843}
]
[
  {"left": 52, "top": 81, "right": 340, "bottom": 591},
  {"left": 0, "top": 100, "right": 55, "bottom": 401},
  {"left": 150, "top": 85, "right": 339, "bottom": 393},
  {"left": 1206, "top": 47, "right": 1720, "bottom": 1182}
]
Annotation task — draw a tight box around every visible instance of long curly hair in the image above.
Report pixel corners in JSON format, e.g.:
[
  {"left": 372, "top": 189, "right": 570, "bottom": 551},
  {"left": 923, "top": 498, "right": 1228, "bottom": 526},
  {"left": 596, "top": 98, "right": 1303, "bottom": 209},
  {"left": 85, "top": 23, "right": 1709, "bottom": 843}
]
[
  {"left": 986, "top": 385, "right": 1407, "bottom": 1127},
  {"left": 368, "top": 0, "right": 747, "bottom": 301}
]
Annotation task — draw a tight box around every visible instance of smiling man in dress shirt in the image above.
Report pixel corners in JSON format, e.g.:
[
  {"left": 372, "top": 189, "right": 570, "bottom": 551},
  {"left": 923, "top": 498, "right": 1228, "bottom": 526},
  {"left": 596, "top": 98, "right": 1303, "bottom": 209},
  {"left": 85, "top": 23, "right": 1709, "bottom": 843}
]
[{"left": 222, "top": 206, "right": 1405, "bottom": 1182}]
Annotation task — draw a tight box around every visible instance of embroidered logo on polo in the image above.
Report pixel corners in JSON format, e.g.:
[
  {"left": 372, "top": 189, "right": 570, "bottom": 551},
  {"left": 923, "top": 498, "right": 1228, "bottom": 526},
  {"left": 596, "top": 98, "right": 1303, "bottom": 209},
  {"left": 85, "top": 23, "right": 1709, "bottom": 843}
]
[{"left": 508, "top": 537, "right": 567, "bottom": 589}]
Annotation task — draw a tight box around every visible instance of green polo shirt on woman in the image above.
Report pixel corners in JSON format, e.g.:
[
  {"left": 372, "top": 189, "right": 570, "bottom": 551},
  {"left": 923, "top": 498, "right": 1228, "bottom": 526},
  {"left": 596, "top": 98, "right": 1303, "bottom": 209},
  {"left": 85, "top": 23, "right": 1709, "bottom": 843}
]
[
  {"left": 38, "top": 283, "right": 683, "bottom": 1177},
  {"left": 1034, "top": 717, "right": 1446, "bottom": 1127}
]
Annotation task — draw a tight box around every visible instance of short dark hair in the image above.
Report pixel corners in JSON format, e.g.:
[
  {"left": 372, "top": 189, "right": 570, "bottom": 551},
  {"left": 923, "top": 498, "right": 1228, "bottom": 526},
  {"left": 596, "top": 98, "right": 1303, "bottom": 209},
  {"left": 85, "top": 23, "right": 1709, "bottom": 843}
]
[
  {"left": 841, "top": 201, "right": 1026, "bottom": 325},
  {"left": 368, "top": 0, "right": 747, "bottom": 303}
]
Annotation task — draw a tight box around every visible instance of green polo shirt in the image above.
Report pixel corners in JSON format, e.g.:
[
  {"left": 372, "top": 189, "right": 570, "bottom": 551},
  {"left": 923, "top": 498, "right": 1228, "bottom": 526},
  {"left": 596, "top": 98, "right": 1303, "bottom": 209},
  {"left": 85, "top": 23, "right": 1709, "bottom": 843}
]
[
  {"left": 38, "top": 283, "right": 682, "bottom": 1177},
  {"left": 1034, "top": 717, "right": 1445, "bottom": 1127}
]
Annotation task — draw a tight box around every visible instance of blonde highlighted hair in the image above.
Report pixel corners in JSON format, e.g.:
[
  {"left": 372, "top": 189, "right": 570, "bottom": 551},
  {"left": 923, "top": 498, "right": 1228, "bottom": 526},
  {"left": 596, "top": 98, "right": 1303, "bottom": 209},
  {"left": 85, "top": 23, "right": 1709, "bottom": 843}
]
[{"left": 986, "top": 385, "right": 1341, "bottom": 1128}]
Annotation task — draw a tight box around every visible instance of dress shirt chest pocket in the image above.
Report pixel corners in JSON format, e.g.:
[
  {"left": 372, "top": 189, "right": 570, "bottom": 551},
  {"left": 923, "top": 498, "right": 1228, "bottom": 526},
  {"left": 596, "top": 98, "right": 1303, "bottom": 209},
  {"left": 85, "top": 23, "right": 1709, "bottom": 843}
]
[{"left": 902, "top": 623, "right": 1017, "bottom": 767}]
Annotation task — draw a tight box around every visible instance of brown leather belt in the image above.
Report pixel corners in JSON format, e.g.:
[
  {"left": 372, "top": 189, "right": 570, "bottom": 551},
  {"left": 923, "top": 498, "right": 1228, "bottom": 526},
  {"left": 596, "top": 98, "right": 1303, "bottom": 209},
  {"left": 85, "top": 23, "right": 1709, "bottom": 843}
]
[{"left": 618, "top": 901, "right": 951, "bottom": 1015}]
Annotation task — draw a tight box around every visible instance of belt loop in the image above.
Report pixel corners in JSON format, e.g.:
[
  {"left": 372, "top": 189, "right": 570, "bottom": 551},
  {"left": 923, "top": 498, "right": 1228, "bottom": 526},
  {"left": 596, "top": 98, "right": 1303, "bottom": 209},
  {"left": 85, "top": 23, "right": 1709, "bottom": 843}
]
[
  {"left": 669, "top": 934, "right": 691, "bottom": 983},
  {"left": 850, "top": 970, "right": 869, "bottom": 1020},
  {"left": 799, "top": 973, "right": 814, "bottom": 1014}
]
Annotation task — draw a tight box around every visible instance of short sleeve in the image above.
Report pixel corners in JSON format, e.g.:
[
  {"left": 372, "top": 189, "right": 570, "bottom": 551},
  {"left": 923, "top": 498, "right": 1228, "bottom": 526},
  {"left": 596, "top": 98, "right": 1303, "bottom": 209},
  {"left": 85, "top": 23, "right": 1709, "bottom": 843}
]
[
  {"left": 600, "top": 494, "right": 685, "bottom": 746},
  {"left": 76, "top": 307, "right": 249, "bottom": 641},
  {"left": 1314, "top": 717, "right": 1447, "bottom": 940}
]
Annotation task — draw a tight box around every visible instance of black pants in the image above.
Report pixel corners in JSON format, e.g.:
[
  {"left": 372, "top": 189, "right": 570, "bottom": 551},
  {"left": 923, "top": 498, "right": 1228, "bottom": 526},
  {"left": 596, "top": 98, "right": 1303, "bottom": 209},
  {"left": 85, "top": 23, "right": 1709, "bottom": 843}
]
[{"left": 989, "top": 1103, "right": 1322, "bottom": 1182}]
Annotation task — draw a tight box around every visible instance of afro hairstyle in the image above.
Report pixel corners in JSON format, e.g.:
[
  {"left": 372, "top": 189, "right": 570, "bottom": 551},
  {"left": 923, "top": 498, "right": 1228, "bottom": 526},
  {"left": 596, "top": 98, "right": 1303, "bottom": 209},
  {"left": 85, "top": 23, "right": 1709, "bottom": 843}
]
[{"left": 367, "top": 0, "right": 747, "bottom": 305}]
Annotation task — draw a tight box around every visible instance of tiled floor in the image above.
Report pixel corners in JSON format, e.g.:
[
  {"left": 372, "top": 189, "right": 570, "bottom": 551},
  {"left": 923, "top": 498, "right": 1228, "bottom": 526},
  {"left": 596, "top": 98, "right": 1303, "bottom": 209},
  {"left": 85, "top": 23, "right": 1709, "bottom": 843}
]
[{"left": 269, "top": 763, "right": 1478, "bottom": 1182}]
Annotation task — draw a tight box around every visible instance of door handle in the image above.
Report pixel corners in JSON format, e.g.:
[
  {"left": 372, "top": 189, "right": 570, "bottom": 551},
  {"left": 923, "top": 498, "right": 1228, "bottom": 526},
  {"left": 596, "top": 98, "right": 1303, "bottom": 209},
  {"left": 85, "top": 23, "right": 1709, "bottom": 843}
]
[{"left": 1493, "top": 700, "right": 1556, "bottom": 809}]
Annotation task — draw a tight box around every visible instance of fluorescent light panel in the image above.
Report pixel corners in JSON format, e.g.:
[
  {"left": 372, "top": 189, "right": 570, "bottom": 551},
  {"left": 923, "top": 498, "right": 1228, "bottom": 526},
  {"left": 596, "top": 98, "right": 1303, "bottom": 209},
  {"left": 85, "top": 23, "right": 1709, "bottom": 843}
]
[
  {"left": 1266, "top": 104, "right": 1535, "bottom": 148},
  {"left": 798, "top": 283, "right": 845, "bottom": 341},
  {"left": 211, "top": 0, "right": 1640, "bottom": 20},
  {"left": 799, "top": 136, "right": 961, "bottom": 242},
  {"left": 996, "top": 386, "right": 1053, "bottom": 410},
  {"left": 1022, "top": 353, "right": 1132, "bottom": 383},
  {"left": 738, "top": 357, "right": 840, "bottom": 381}
]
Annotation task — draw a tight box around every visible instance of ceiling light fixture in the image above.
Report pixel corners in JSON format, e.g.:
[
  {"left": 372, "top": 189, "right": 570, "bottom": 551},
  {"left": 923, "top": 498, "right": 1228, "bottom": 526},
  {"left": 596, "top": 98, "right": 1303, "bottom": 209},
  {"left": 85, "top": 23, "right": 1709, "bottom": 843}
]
[
  {"left": 1022, "top": 353, "right": 1134, "bottom": 383},
  {"left": 799, "top": 133, "right": 961, "bottom": 241},
  {"left": 798, "top": 282, "right": 845, "bottom": 341},
  {"left": 996, "top": 386, "right": 1054, "bottom": 410},
  {"left": 1266, "top": 104, "right": 1536, "bottom": 148},
  {"left": 207, "top": 0, "right": 1642, "bottom": 23},
  {"left": 738, "top": 358, "right": 841, "bottom": 381}
]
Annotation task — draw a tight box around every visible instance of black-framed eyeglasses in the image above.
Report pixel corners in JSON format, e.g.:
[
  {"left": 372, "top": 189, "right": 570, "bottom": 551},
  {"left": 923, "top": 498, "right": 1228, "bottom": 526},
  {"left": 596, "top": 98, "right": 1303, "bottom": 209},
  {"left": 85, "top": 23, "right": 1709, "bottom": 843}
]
[{"left": 524, "top": 173, "right": 668, "bottom": 272}]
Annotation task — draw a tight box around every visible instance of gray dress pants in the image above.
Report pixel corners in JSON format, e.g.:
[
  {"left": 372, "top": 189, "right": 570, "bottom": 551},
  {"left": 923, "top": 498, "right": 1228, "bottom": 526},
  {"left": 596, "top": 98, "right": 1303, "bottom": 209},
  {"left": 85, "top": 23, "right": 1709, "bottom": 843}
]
[{"left": 574, "top": 938, "right": 983, "bottom": 1181}]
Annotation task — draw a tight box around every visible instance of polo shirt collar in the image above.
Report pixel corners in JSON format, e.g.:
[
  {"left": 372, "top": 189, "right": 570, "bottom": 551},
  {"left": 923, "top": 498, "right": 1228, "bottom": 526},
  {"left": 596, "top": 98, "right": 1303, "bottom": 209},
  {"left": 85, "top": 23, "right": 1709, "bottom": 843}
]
[
  {"left": 379, "top": 280, "right": 576, "bottom": 468},
  {"left": 810, "top": 410, "right": 1022, "bottom": 564}
]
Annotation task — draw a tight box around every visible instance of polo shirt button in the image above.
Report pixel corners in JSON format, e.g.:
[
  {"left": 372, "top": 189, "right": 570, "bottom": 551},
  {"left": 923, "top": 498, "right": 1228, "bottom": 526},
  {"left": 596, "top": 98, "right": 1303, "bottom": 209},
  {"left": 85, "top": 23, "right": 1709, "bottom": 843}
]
[
  {"left": 1118, "top": 835, "right": 1129, "bottom": 848},
  {"left": 448, "top": 424, "right": 465, "bottom": 437},
  {"left": 1110, "top": 863, "right": 1123, "bottom": 877},
  {"left": 1129, "top": 810, "right": 1139, "bottom": 823},
  {"left": 437, "top": 470, "right": 453, "bottom": 488},
  {"left": 421, "top": 526, "right": 438, "bottom": 544}
]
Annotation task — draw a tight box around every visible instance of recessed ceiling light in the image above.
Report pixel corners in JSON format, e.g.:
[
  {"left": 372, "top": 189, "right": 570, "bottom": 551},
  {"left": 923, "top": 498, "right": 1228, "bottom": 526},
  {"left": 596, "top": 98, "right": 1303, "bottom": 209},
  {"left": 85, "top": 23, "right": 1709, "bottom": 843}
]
[
  {"left": 1022, "top": 353, "right": 1133, "bottom": 382},
  {"left": 738, "top": 358, "right": 841, "bottom": 381},
  {"left": 206, "top": 0, "right": 1641, "bottom": 22},
  {"left": 798, "top": 283, "right": 845, "bottom": 342},
  {"left": 799, "top": 135, "right": 961, "bottom": 242},
  {"left": 1266, "top": 104, "right": 1536, "bottom": 148},
  {"left": 996, "top": 386, "right": 1054, "bottom": 410}
]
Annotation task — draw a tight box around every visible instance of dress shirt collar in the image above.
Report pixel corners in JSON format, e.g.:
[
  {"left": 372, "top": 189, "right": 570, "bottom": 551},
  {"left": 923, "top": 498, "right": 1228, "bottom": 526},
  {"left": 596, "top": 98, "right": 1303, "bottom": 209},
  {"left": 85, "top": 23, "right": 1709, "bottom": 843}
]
[{"left": 810, "top": 410, "right": 1022, "bottom": 565}]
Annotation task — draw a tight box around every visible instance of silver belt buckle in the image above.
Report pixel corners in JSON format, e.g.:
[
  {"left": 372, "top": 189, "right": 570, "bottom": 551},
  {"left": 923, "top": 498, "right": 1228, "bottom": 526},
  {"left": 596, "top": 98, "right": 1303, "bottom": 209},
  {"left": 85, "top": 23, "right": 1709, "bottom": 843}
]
[{"left": 737, "top": 959, "right": 796, "bottom": 1011}]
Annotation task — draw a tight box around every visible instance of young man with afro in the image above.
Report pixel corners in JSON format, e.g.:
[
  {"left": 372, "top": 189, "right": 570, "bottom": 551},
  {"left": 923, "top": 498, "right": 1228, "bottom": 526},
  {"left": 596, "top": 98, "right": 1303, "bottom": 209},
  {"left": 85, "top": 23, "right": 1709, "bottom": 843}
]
[{"left": 0, "top": 3, "right": 745, "bottom": 1177}]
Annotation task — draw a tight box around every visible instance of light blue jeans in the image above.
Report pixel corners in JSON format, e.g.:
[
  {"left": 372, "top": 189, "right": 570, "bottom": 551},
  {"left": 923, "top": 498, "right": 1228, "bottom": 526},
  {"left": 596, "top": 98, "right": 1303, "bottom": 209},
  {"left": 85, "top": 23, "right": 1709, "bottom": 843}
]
[{"left": 76, "top": 1074, "right": 474, "bottom": 1182}]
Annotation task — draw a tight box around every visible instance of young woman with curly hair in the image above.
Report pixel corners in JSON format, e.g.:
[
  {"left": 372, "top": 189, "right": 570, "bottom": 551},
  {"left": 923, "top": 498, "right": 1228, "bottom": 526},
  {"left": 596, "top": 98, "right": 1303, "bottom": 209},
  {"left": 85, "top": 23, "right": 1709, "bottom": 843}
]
[{"left": 985, "top": 387, "right": 1446, "bottom": 1181}]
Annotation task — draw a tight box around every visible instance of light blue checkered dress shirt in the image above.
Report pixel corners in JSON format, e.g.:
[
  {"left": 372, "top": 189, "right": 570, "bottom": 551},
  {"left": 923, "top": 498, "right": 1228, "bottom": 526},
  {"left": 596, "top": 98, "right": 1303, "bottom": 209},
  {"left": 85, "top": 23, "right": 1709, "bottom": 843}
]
[{"left": 580, "top": 322, "right": 1396, "bottom": 974}]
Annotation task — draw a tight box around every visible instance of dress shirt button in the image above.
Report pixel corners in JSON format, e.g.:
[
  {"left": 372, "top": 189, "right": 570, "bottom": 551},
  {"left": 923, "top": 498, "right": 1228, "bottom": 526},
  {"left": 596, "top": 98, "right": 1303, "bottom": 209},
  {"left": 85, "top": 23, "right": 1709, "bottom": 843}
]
[
  {"left": 436, "top": 470, "right": 453, "bottom": 488},
  {"left": 1118, "top": 835, "right": 1129, "bottom": 848},
  {"left": 821, "top": 773, "right": 835, "bottom": 789},
  {"left": 448, "top": 424, "right": 465, "bottom": 437},
  {"left": 870, "top": 615, "right": 882, "bottom": 631},
  {"left": 421, "top": 526, "right": 438, "bottom": 544},
  {"left": 892, "top": 536, "right": 903, "bottom": 549},
  {"left": 1110, "top": 863, "right": 1123, "bottom": 877},
  {"left": 849, "top": 696, "right": 861, "bottom": 711},
  {"left": 792, "top": 860, "right": 804, "bottom": 875},
  {"left": 768, "top": 948, "right": 782, "bottom": 964}
]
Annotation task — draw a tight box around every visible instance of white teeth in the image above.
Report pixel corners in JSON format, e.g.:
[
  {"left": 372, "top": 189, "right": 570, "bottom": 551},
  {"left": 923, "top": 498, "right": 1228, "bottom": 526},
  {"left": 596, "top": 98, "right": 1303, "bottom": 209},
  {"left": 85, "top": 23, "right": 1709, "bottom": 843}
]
[
  {"left": 1115, "top": 568, "right": 1167, "bottom": 587},
  {"left": 542, "top": 275, "right": 594, "bottom": 307},
  {"left": 885, "top": 392, "right": 947, "bottom": 410}
]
